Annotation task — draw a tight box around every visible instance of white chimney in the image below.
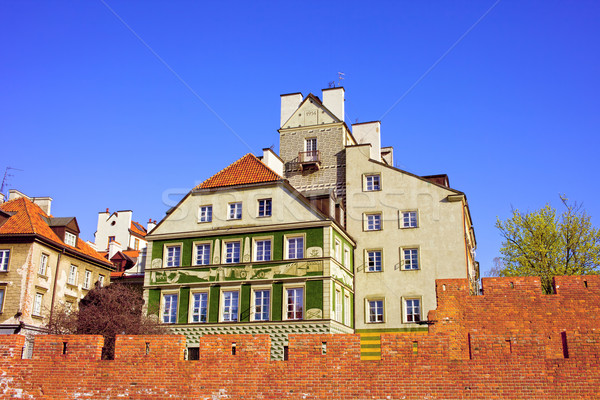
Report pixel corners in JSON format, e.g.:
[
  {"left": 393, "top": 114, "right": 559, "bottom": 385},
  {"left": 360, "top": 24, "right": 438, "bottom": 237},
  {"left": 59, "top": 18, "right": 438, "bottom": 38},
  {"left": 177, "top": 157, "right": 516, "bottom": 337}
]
[
  {"left": 108, "top": 240, "right": 122, "bottom": 259},
  {"left": 352, "top": 121, "right": 381, "bottom": 162},
  {"left": 280, "top": 92, "right": 303, "bottom": 128},
  {"left": 0, "top": 193, "right": 4, "bottom": 203},
  {"left": 322, "top": 87, "right": 345, "bottom": 122},
  {"left": 147, "top": 219, "right": 157, "bottom": 233},
  {"left": 8, "top": 189, "right": 29, "bottom": 201},
  {"left": 262, "top": 148, "right": 284, "bottom": 177},
  {"left": 31, "top": 197, "right": 53, "bottom": 216}
]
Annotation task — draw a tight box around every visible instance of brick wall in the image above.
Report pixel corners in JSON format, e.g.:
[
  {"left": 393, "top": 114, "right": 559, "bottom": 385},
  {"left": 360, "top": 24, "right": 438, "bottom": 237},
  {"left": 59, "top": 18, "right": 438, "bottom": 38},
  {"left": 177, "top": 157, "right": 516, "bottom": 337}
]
[{"left": 1, "top": 275, "right": 599, "bottom": 399}]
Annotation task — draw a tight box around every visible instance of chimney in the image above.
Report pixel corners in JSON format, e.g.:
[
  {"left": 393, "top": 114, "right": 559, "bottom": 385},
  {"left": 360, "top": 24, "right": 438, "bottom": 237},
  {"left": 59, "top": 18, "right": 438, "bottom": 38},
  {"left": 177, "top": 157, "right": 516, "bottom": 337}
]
[
  {"left": 262, "top": 148, "right": 284, "bottom": 176},
  {"left": 147, "top": 219, "right": 156, "bottom": 233},
  {"left": 0, "top": 193, "right": 4, "bottom": 203},
  {"left": 322, "top": 87, "right": 345, "bottom": 122},
  {"left": 31, "top": 197, "right": 53, "bottom": 216},
  {"left": 8, "top": 189, "right": 29, "bottom": 201},
  {"left": 108, "top": 240, "right": 122, "bottom": 259},
  {"left": 352, "top": 121, "right": 381, "bottom": 162},
  {"left": 381, "top": 146, "right": 394, "bottom": 166},
  {"left": 280, "top": 92, "right": 303, "bottom": 128}
]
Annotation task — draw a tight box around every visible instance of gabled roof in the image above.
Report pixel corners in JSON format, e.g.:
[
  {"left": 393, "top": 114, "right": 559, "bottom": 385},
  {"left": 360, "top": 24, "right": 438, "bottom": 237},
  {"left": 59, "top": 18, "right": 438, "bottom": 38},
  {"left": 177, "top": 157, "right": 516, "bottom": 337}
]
[
  {"left": 195, "top": 153, "right": 282, "bottom": 190},
  {"left": 0, "top": 197, "right": 111, "bottom": 266}
]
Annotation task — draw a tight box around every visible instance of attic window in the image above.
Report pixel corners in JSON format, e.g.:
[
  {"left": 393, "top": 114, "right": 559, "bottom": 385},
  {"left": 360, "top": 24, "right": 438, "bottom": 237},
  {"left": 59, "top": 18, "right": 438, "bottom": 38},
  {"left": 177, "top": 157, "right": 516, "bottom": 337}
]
[{"left": 64, "top": 232, "right": 77, "bottom": 246}]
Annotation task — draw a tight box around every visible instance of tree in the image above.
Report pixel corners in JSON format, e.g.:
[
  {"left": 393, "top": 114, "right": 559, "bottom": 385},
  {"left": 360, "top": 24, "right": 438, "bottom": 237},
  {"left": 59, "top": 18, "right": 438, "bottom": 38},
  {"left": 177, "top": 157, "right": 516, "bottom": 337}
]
[
  {"left": 46, "top": 283, "right": 168, "bottom": 359},
  {"left": 495, "top": 196, "right": 600, "bottom": 293}
]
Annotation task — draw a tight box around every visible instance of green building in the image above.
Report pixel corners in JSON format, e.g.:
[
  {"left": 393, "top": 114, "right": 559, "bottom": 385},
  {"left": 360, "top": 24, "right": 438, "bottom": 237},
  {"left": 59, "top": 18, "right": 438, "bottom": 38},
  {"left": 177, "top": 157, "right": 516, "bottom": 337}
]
[{"left": 144, "top": 152, "right": 354, "bottom": 359}]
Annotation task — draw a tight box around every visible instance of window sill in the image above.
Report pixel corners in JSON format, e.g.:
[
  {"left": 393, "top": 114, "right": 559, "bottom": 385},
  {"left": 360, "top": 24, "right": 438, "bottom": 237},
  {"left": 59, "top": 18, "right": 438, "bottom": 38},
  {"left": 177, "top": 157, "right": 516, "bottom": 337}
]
[
  {"left": 366, "top": 270, "right": 383, "bottom": 273},
  {"left": 400, "top": 226, "right": 418, "bottom": 230},
  {"left": 257, "top": 215, "right": 272, "bottom": 218},
  {"left": 66, "top": 283, "right": 78, "bottom": 289},
  {"left": 32, "top": 314, "right": 43, "bottom": 320},
  {"left": 367, "top": 321, "right": 385, "bottom": 324},
  {"left": 37, "top": 274, "right": 48, "bottom": 279},
  {"left": 197, "top": 220, "right": 212, "bottom": 224}
]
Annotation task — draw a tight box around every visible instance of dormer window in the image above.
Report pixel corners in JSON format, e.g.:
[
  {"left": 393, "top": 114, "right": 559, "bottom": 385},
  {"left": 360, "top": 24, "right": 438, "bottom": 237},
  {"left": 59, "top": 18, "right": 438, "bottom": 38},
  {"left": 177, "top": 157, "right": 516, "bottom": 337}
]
[{"left": 65, "top": 232, "right": 77, "bottom": 246}]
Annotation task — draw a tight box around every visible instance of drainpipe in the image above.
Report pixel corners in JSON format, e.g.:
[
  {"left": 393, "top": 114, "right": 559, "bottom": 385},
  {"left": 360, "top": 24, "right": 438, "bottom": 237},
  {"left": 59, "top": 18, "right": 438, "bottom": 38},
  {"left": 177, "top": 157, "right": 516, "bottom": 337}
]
[{"left": 48, "top": 248, "right": 65, "bottom": 323}]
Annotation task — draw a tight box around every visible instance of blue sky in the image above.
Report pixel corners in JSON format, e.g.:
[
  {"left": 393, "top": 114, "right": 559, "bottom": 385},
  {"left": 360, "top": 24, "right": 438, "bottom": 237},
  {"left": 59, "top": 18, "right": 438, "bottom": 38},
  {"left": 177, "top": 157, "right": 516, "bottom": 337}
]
[{"left": 2, "top": 1, "right": 599, "bottom": 276}]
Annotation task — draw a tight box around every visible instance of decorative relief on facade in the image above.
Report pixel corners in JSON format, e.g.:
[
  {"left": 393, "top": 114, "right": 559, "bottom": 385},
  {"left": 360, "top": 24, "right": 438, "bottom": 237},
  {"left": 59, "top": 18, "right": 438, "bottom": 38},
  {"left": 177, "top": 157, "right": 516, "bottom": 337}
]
[
  {"left": 213, "top": 239, "right": 220, "bottom": 264},
  {"left": 150, "top": 260, "right": 324, "bottom": 285},
  {"left": 306, "top": 308, "right": 323, "bottom": 319},
  {"left": 243, "top": 237, "right": 251, "bottom": 262},
  {"left": 307, "top": 246, "right": 322, "bottom": 258},
  {"left": 330, "top": 263, "right": 353, "bottom": 288},
  {"left": 151, "top": 258, "right": 162, "bottom": 268}
]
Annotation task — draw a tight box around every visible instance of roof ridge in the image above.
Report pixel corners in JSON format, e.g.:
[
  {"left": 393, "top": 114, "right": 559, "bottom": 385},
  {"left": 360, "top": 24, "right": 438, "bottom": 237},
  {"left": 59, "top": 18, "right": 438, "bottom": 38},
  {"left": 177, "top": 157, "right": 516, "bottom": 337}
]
[
  {"left": 195, "top": 153, "right": 253, "bottom": 189},
  {"left": 195, "top": 153, "right": 282, "bottom": 190},
  {"left": 20, "top": 198, "right": 37, "bottom": 234}
]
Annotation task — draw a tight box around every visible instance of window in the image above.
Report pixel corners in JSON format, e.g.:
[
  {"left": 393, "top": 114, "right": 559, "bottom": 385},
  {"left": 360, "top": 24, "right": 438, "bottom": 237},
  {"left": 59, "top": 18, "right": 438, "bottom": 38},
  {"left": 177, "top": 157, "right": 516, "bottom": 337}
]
[
  {"left": 39, "top": 253, "right": 49, "bottom": 275},
  {"left": 33, "top": 293, "right": 43, "bottom": 316},
  {"left": 198, "top": 205, "right": 212, "bottom": 223},
  {"left": 343, "top": 246, "right": 351, "bottom": 269},
  {"left": 305, "top": 137, "right": 317, "bottom": 152},
  {"left": 258, "top": 199, "right": 272, "bottom": 217},
  {"left": 166, "top": 245, "right": 181, "bottom": 267},
  {"left": 134, "top": 238, "right": 140, "bottom": 250},
  {"left": 365, "top": 174, "right": 381, "bottom": 191},
  {"left": 403, "top": 248, "right": 419, "bottom": 270},
  {"left": 98, "top": 275, "right": 105, "bottom": 287},
  {"left": 286, "top": 236, "right": 304, "bottom": 259},
  {"left": 0, "top": 250, "right": 9, "bottom": 271},
  {"left": 335, "top": 289, "right": 342, "bottom": 322},
  {"left": 286, "top": 287, "right": 303, "bottom": 320},
  {"left": 366, "top": 250, "right": 382, "bottom": 272},
  {"left": 191, "top": 292, "right": 208, "bottom": 323},
  {"left": 68, "top": 265, "right": 78, "bottom": 285},
  {"left": 344, "top": 294, "right": 351, "bottom": 326},
  {"left": 253, "top": 290, "right": 270, "bottom": 321},
  {"left": 225, "top": 241, "right": 241, "bottom": 264},
  {"left": 402, "top": 211, "right": 418, "bottom": 228},
  {"left": 365, "top": 213, "right": 382, "bottom": 231},
  {"left": 108, "top": 236, "right": 116, "bottom": 245},
  {"left": 83, "top": 270, "right": 92, "bottom": 289},
  {"left": 368, "top": 299, "right": 384, "bottom": 323},
  {"left": 65, "top": 232, "right": 77, "bottom": 246},
  {"left": 194, "top": 243, "right": 211, "bottom": 266},
  {"left": 405, "top": 298, "right": 421, "bottom": 323},
  {"left": 334, "top": 239, "right": 341, "bottom": 262},
  {"left": 222, "top": 291, "right": 239, "bottom": 322},
  {"left": 162, "top": 293, "right": 178, "bottom": 324},
  {"left": 228, "top": 202, "right": 242, "bottom": 220},
  {"left": 254, "top": 239, "right": 271, "bottom": 262},
  {"left": 0, "top": 287, "right": 5, "bottom": 312}
]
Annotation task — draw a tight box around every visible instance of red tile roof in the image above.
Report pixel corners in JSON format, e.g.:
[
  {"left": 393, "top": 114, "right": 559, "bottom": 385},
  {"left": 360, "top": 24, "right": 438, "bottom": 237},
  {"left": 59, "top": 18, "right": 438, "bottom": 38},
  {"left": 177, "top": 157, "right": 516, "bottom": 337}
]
[
  {"left": 0, "top": 197, "right": 111, "bottom": 266},
  {"left": 129, "top": 221, "right": 147, "bottom": 237},
  {"left": 196, "top": 154, "right": 282, "bottom": 189}
]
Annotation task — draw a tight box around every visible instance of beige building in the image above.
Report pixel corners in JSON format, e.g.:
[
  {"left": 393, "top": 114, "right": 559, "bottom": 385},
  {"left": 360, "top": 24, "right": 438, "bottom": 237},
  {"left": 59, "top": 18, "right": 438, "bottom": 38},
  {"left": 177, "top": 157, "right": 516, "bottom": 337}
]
[
  {"left": 0, "top": 190, "right": 114, "bottom": 353},
  {"left": 277, "top": 88, "right": 478, "bottom": 358}
]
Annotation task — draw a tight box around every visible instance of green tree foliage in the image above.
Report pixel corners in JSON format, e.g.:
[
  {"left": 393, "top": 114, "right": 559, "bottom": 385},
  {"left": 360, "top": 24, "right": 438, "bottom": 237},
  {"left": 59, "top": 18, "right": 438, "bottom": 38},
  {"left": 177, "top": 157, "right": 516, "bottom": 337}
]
[
  {"left": 495, "top": 196, "right": 600, "bottom": 293},
  {"left": 46, "top": 283, "right": 168, "bottom": 359}
]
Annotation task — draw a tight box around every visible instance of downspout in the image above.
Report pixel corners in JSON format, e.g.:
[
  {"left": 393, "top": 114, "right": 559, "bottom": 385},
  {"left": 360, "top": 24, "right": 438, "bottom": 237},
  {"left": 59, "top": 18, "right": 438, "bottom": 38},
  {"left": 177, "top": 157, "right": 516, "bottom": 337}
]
[{"left": 48, "top": 248, "right": 64, "bottom": 323}]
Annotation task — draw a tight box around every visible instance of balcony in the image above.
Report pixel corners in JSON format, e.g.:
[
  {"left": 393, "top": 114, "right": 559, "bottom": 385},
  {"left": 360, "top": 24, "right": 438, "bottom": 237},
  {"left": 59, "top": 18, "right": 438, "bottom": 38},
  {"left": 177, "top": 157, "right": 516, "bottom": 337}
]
[{"left": 298, "top": 150, "right": 321, "bottom": 171}]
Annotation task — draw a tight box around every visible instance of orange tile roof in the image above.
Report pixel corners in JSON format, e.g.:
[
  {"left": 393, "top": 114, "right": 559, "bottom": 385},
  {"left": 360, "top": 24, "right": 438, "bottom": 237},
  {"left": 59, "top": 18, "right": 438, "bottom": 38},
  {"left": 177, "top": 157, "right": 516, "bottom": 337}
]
[
  {"left": 196, "top": 154, "right": 282, "bottom": 189},
  {"left": 129, "top": 221, "right": 147, "bottom": 237},
  {"left": 0, "top": 197, "right": 111, "bottom": 266},
  {"left": 123, "top": 250, "right": 140, "bottom": 258}
]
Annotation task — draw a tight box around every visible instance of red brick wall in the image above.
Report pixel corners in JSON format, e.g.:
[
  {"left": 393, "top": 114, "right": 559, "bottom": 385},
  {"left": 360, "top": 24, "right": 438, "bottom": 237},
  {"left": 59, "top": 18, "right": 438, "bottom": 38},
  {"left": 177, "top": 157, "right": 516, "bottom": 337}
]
[{"left": 1, "top": 275, "right": 599, "bottom": 399}]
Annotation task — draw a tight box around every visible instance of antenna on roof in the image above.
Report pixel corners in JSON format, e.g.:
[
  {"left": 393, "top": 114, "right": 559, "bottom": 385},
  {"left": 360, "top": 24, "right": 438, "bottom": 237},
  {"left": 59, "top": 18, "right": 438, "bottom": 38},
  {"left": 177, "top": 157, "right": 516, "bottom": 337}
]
[
  {"left": 1, "top": 167, "right": 24, "bottom": 196},
  {"left": 337, "top": 72, "right": 345, "bottom": 86}
]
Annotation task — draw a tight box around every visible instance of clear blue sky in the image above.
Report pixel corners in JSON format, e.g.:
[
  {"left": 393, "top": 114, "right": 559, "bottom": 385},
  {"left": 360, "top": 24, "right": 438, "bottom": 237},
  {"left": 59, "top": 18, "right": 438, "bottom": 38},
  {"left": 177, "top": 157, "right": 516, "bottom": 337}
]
[{"left": 2, "top": 1, "right": 599, "bottom": 276}]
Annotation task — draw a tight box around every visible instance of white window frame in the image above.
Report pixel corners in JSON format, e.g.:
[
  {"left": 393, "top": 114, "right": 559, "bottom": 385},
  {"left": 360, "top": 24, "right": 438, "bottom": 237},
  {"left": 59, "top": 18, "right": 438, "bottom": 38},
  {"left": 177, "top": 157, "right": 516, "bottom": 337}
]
[
  {"left": 189, "top": 290, "right": 209, "bottom": 323},
  {"left": 284, "top": 234, "right": 305, "bottom": 260},
  {"left": 252, "top": 287, "right": 271, "bottom": 322},
  {"left": 221, "top": 289, "right": 240, "bottom": 322},
  {"left": 67, "top": 265, "right": 78, "bottom": 286},
  {"left": 343, "top": 245, "right": 351, "bottom": 269},
  {"left": 366, "top": 249, "right": 383, "bottom": 272},
  {"left": 164, "top": 243, "right": 182, "bottom": 268},
  {"left": 162, "top": 291, "right": 178, "bottom": 324},
  {"left": 364, "top": 174, "right": 381, "bottom": 191},
  {"left": 39, "top": 253, "right": 49, "bottom": 276},
  {"left": 403, "top": 297, "right": 422, "bottom": 323},
  {"left": 284, "top": 285, "right": 304, "bottom": 321},
  {"left": 402, "top": 248, "right": 420, "bottom": 270},
  {"left": 305, "top": 137, "right": 317, "bottom": 152},
  {"left": 0, "top": 287, "right": 5, "bottom": 313},
  {"left": 0, "top": 250, "right": 10, "bottom": 271},
  {"left": 401, "top": 211, "right": 418, "bottom": 228},
  {"left": 344, "top": 293, "right": 351, "bottom": 326},
  {"left": 257, "top": 198, "right": 272, "bottom": 218},
  {"left": 364, "top": 213, "right": 382, "bottom": 231},
  {"left": 335, "top": 288, "right": 342, "bottom": 322},
  {"left": 228, "top": 202, "right": 242, "bottom": 220},
  {"left": 64, "top": 232, "right": 77, "bottom": 246},
  {"left": 223, "top": 241, "right": 241, "bottom": 264},
  {"left": 366, "top": 298, "right": 385, "bottom": 323},
  {"left": 198, "top": 205, "right": 213, "bottom": 223},
  {"left": 253, "top": 237, "right": 272, "bottom": 262},
  {"left": 33, "top": 293, "right": 43, "bottom": 317},
  {"left": 334, "top": 239, "right": 341, "bottom": 262},
  {"left": 83, "top": 270, "right": 92, "bottom": 290},
  {"left": 98, "top": 274, "right": 105, "bottom": 287},
  {"left": 193, "top": 241, "right": 211, "bottom": 266}
]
